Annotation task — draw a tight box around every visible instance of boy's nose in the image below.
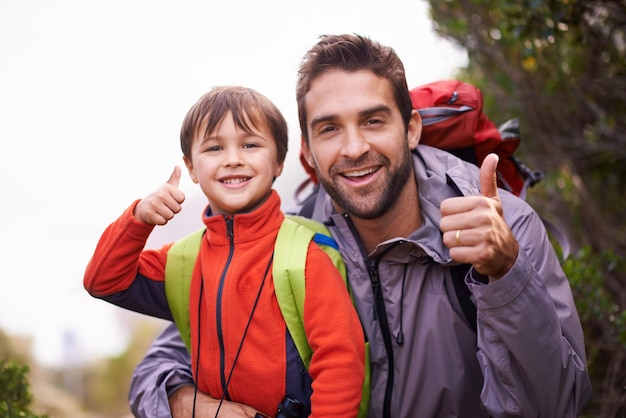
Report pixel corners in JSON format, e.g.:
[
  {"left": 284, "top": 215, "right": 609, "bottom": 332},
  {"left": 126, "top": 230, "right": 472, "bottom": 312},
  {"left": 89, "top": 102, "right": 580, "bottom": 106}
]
[{"left": 224, "top": 148, "right": 244, "bottom": 167}]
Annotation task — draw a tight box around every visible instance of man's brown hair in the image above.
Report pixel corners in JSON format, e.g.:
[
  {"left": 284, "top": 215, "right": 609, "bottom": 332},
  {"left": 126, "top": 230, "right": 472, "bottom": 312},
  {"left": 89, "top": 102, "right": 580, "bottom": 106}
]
[{"left": 296, "top": 33, "right": 414, "bottom": 143}]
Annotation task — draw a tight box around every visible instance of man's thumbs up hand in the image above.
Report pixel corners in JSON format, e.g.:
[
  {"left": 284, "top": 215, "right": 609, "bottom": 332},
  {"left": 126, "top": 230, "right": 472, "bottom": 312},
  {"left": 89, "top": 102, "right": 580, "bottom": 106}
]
[
  {"left": 440, "top": 154, "right": 518, "bottom": 281},
  {"left": 134, "top": 166, "right": 186, "bottom": 226}
]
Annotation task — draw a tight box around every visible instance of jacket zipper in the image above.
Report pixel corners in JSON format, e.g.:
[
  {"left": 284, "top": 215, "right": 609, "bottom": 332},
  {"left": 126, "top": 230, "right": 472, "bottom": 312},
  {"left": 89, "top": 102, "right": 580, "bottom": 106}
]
[
  {"left": 344, "top": 214, "right": 397, "bottom": 418},
  {"left": 217, "top": 216, "right": 235, "bottom": 399},
  {"left": 368, "top": 259, "right": 395, "bottom": 418}
]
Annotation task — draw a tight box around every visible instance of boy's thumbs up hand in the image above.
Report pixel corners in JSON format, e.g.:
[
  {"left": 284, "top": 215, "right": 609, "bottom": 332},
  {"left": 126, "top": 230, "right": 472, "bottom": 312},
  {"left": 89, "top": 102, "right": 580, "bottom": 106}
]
[
  {"left": 440, "top": 154, "right": 518, "bottom": 281},
  {"left": 134, "top": 166, "right": 186, "bottom": 226},
  {"left": 167, "top": 165, "right": 182, "bottom": 188}
]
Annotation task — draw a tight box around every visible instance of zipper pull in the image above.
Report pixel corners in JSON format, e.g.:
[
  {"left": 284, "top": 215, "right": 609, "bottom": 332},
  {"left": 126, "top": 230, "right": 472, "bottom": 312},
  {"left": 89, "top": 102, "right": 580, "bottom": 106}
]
[
  {"left": 226, "top": 216, "right": 234, "bottom": 240},
  {"left": 370, "top": 266, "right": 379, "bottom": 321}
]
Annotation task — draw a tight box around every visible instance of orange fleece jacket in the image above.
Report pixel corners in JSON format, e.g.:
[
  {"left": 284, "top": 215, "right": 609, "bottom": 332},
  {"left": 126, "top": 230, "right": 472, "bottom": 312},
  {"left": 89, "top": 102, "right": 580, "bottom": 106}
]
[{"left": 84, "top": 190, "right": 365, "bottom": 417}]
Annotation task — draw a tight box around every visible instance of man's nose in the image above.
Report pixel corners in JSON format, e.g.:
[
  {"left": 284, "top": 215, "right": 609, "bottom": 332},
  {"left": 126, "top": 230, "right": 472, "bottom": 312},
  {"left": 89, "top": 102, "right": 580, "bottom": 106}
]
[{"left": 341, "top": 126, "right": 371, "bottom": 159}]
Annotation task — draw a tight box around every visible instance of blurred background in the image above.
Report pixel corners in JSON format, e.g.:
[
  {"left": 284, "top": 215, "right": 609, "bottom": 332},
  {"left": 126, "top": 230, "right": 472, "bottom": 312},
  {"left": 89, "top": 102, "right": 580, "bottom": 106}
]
[{"left": 1, "top": 0, "right": 624, "bottom": 417}]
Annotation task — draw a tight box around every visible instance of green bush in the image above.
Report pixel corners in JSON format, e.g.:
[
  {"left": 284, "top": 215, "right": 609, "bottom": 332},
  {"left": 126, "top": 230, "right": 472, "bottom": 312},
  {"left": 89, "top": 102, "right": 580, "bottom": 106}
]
[
  {"left": 0, "top": 359, "right": 48, "bottom": 418},
  {"left": 563, "top": 246, "right": 626, "bottom": 417}
]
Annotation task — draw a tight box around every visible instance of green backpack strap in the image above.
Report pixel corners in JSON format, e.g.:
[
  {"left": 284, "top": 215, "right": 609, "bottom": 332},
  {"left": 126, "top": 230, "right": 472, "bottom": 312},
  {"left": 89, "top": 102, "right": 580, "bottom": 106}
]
[
  {"left": 164, "top": 227, "right": 205, "bottom": 352},
  {"left": 275, "top": 215, "right": 370, "bottom": 418},
  {"left": 272, "top": 216, "right": 317, "bottom": 367}
]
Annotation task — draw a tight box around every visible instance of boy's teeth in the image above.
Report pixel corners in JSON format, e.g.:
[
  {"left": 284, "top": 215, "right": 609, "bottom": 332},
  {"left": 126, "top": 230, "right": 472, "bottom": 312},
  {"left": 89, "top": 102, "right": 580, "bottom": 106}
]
[{"left": 223, "top": 178, "right": 247, "bottom": 184}]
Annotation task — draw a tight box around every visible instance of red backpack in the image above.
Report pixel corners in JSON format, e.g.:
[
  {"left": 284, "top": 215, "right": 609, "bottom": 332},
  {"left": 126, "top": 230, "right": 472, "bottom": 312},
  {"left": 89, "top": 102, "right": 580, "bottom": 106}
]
[{"left": 410, "top": 80, "right": 542, "bottom": 199}]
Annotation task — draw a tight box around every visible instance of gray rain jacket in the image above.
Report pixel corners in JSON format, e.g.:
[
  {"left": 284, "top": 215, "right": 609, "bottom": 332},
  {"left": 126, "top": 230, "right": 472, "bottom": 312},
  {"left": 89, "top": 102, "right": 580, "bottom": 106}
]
[{"left": 128, "top": 145, "right": 591, "bottom": 418}]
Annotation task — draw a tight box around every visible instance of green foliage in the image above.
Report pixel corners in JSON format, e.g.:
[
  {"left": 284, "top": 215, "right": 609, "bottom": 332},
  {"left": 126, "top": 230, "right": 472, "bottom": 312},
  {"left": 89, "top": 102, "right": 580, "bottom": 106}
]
[
  {"left": 565, "top": 247, "right": 626, "bottom": 347},
  {"left": 563, "top": 247, "right": 626, "bottom": 416},
  {"left": 0, "top": 360, "right": 48, "bottom": 418}
]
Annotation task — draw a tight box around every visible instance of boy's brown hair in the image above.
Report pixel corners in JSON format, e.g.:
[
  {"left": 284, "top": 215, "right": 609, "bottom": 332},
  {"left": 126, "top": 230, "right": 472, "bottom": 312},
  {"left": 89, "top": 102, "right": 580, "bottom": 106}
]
[
  {"left": 180, "top": 86, "right": 288, "bottom": 164},
  {"left": 296, "top": 33, "right": 414, "bottom": 143}
]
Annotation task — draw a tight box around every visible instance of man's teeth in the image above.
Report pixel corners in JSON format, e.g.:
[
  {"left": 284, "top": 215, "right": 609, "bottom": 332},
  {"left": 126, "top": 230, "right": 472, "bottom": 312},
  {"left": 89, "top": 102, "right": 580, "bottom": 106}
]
[{"left": 344, "top": 167, "right": 375, "bottom": 178}]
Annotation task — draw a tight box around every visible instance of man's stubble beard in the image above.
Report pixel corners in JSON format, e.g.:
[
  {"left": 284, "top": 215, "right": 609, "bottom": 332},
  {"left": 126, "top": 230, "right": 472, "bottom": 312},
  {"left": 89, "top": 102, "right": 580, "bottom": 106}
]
[{"left": 317, "top": 149, "right": 413, "bottom": 220}]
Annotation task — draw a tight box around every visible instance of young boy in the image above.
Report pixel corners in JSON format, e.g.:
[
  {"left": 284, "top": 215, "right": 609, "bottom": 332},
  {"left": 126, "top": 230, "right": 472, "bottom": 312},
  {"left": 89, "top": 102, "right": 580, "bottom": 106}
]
[{"left": 84, "top": 86, "right": 365, "bottom": 417}]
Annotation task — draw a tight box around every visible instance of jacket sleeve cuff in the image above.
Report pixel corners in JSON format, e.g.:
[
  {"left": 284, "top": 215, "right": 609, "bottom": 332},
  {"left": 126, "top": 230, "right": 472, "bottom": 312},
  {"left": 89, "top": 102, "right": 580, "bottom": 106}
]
[{"left": 467, "top": 246, "right": 533, "bottom": 310}]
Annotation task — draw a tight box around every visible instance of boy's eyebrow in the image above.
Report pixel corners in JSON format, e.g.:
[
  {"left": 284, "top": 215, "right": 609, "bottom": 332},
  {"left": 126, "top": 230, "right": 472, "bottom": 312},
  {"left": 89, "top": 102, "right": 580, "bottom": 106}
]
[
  {"left": 197, "top": 130, "right": 270, "bottom": 145},
  {"left": 197, "top": 132, "right": 217, "bottom": 145},
  {"left": 309, "top": 104, "right": 393, "bottom": 128}
]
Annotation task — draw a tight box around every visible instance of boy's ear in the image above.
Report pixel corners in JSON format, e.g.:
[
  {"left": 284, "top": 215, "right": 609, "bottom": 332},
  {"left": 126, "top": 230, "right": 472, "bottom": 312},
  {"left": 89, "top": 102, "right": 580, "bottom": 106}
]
[
  {"left": 407, "top": 109, "right": 422, "bottom": 150},
  {"left": 183, "top": 155, "right": 198, "bottom": 183},
  {"left": 274, "top": 161, "right": 284, "bottom": 178}
]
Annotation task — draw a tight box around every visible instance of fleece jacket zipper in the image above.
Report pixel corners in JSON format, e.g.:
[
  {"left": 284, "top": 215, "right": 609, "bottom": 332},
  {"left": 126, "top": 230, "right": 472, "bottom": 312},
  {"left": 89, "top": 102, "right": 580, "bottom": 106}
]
[{"left": 217, "top": 216, "right": 235, "bottom": 399}]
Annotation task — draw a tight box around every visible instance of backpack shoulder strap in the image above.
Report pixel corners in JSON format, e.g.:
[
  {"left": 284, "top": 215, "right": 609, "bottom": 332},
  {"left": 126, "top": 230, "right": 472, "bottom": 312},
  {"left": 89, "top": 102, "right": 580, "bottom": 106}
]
[
  {"left": 450, "top": 264, "right": 477, "bottom": 333},
  {"left": 274, "top": 216, "right": 370, "bottom": 418},
  {"left": 273, "top": 215, "right": 334, "bottom": 367},
  {"left": 164, "top": 227, "right": 205, "bottom": 352}
]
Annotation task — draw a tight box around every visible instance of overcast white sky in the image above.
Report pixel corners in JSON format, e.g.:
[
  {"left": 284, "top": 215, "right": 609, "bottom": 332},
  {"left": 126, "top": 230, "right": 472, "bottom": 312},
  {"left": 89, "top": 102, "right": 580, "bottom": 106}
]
[{"left": 0, "top": 0, "right": 467, "bottom": 367}]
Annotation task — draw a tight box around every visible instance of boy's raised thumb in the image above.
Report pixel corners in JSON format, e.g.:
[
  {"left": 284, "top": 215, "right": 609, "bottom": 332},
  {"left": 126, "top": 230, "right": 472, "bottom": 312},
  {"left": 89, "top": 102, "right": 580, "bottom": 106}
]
[{"left": 167, "top": 166, "right": 181, "bottom": 188}]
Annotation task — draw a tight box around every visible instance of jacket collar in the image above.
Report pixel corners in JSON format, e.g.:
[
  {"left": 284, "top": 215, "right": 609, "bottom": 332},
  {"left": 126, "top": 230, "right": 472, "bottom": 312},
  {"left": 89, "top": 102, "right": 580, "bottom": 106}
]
[{"left": 201, "top": 190, "right": 284, "bottom": 246}]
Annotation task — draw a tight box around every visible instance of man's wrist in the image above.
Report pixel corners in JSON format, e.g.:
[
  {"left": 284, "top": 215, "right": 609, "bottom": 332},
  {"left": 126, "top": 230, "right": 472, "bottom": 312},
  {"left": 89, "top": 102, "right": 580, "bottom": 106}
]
[
  {"left": 168, "top": 385, "right": 197, "bottom": 418},
  {"left": 167, "top": 382, "right": 195, "bottom": 398}
]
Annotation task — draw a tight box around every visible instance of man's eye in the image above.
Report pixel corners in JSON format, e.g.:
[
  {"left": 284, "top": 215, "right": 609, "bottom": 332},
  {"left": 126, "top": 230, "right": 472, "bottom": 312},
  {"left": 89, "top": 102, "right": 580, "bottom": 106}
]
[
  {"left": 365, "top": 118, "right": 383, "bottom": 126},
  {"left": 320, "top": 125, "right": 337, "bottom": 134}
]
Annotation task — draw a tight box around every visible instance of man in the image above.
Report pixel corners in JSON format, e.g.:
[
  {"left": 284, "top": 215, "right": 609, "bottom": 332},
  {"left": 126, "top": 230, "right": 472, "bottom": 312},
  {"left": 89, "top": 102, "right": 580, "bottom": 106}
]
[{"left": 129, "top": 34, "right": 591, "bottom": 418}]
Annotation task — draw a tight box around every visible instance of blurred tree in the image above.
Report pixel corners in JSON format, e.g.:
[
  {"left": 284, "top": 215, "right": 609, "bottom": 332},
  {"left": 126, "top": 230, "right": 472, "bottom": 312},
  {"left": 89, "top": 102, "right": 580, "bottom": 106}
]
[
  {"left": 424, "top": 0, "right": 626, "bottom": 416},
  {"left": 80, "top": 320, "right": 163, "bottom": 416},
  {"left": 0, "top": 322, "right": 160, "bottom": 418}
]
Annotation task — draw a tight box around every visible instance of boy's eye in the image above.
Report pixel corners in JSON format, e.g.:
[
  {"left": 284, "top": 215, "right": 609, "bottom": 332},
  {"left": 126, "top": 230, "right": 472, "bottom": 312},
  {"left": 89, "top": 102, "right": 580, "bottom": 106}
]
[
  {"left": 243, "top": 142, "right": 259, "bottom": 149},
  {"left": 206, "top": 145, "right": 221, "bottom": 152}
]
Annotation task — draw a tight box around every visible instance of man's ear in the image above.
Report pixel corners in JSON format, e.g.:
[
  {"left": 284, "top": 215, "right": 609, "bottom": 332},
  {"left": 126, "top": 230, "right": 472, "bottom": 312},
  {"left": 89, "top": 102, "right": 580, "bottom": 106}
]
[
  {"left": 407, "top": 109, "right": 422, "bottom": 150},
  {"left": 183, "top": 155, "right": 198, "bottom": 184},
  {"left": 300, "top": 135, "right": 315, "bottom": 168}
]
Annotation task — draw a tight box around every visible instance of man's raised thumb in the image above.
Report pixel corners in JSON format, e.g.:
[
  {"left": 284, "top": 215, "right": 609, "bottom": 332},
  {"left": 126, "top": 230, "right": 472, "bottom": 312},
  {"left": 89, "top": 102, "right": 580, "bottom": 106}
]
[
  {"left": 167, "top": 166, "right": 181, "bottom": 188},
  {"left": 480, "top": 153, "right": 500, "bottom": 199}
]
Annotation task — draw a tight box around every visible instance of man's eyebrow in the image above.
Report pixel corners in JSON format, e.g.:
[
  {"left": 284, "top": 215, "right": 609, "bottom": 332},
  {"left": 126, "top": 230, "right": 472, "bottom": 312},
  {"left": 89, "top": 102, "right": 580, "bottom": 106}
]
[
  {"left": 358, "top": 104, "right": 393, "bottom": 118},
  {"left": 309, "top": 104, "right": 393, "bottom": 128}
]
